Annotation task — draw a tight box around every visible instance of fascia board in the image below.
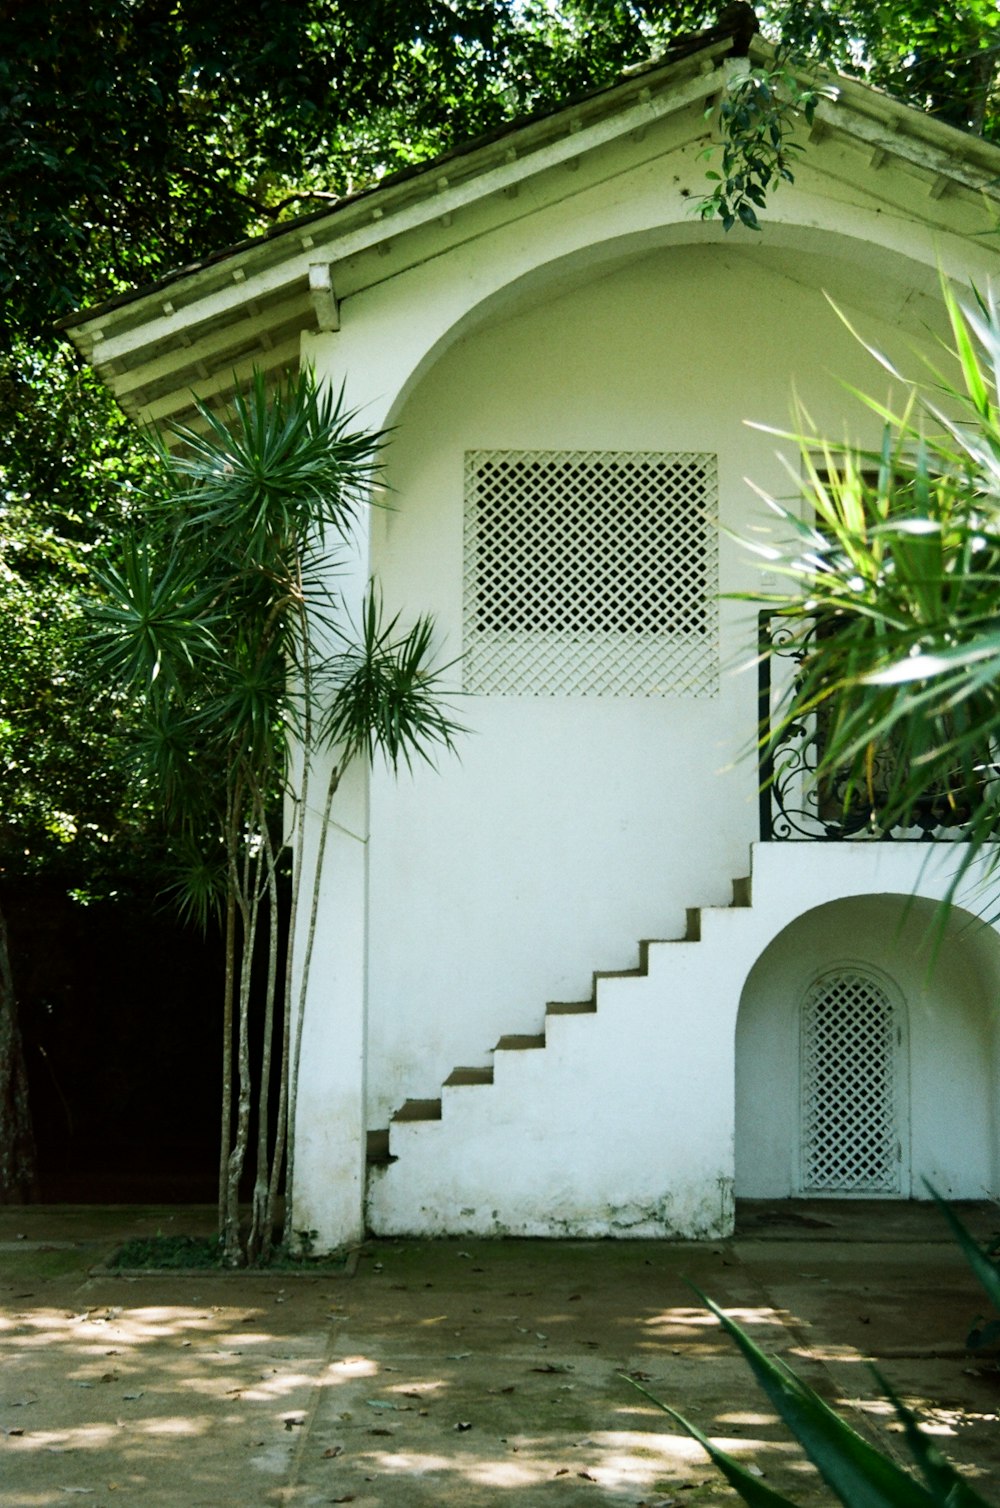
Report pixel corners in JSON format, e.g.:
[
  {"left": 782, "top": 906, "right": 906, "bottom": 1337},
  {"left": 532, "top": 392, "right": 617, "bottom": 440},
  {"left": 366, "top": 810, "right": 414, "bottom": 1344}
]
[
  {"left": 811, "top": 96, "right": 1000, "bottom": 200},
  {"left": 72, "top": 54, "right": 730, "bottom": 371}
]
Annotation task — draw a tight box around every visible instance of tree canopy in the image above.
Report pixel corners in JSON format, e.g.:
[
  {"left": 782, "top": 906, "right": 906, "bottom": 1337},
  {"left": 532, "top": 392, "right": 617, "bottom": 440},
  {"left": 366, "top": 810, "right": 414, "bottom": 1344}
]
[{"left": 4, "top": 1, "right": 996, "bottom": 341}]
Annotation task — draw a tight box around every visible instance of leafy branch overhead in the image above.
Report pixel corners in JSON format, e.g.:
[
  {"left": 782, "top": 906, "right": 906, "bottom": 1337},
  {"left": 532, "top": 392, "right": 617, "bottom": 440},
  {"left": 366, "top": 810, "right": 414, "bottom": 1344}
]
[
  {"left": 699, "top": 62, "right": 821, "bottom": 231},
  {"left": 740, "top": 282, "right": 1000, "bottom": 892}
]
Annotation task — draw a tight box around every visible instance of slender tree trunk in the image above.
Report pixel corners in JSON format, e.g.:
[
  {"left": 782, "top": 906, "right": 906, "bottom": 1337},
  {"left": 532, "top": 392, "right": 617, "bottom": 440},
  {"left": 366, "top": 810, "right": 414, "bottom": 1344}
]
[
  {"left": 283, "top": 760, "right": 341, "bottom": 1232},
  {"left": 0, "top": 901, "right": 38, "bottom": 1202},
  {"left": 223, "top": 832, "right": 261, "bottom": 1265},
  {"left": 264, "top": 785, "right": 303, "bottom": 1256},
  {"left": 270, "top": 581, "right": 314, "bottom": 1246},
  {"left": 248, "top": 802, "right": 282, "bottom": 1265},
  {"left": 218, "top": 884, "right": 237, "bottom": 1240}
]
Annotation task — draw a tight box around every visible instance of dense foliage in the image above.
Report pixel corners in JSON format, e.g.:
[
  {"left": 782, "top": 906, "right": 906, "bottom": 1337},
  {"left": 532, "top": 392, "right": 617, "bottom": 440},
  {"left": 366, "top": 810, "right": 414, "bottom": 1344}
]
[
  {"left": 0, "top": 343, "right": 161, "bottom": 895},
  {"left": 6, "top": 1, "right": 994, "bottom": 339}
]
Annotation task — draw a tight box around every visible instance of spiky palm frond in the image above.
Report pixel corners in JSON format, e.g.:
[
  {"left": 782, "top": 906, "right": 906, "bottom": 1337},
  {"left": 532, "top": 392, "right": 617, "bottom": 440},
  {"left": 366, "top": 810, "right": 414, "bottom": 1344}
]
[
  {"left": 89, "top": 537, "right": 219, "bottom": 695},
  {"left": 162, "top": 369, "right": 385, "bottom": 571},
  {"left": 322, "top": 584, "right": 465, "bottom": 773},
  {"left": 746, "top": 283, "right": 1000, "bottom": 882}
]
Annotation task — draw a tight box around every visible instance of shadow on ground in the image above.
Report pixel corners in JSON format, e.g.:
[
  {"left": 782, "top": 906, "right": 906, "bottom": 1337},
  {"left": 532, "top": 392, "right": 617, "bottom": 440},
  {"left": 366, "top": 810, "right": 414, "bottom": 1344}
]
[{"left": 2, "top": 1201, "right": 999, "bottom": 1506}]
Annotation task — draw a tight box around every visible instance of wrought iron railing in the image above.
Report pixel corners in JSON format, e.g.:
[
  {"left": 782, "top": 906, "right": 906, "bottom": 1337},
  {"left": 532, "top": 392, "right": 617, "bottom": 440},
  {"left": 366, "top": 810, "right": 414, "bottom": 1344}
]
[{"left": 757, "top": 611, "right": 983, "bottom": 843}]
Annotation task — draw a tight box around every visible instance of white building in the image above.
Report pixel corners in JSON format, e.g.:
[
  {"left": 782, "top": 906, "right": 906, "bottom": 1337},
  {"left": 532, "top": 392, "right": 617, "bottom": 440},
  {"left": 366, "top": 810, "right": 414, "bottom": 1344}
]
[{"left": 66, "top": 33, "right": 1000, "bottom": 1249}]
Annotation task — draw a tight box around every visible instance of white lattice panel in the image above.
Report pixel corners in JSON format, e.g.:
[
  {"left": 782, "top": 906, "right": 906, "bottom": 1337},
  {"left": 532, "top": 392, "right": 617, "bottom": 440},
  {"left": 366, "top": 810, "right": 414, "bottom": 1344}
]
[
  {"left": 800, "top": 970, "right": 902, "bottom": 1193},
  {"left": 463, "top": 451, "right": 719, "bottom": 696}
]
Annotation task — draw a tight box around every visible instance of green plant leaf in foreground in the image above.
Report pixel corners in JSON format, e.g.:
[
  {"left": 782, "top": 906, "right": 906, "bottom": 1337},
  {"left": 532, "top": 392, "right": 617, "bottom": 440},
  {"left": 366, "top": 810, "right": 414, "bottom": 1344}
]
[
  {"left": 690, "top": 1288, "right": 939, "bottom": 1508},
  {"left": 621, "top": 1374, "right": 799, "bottom": 1507},
  {"left": 637, "top": 1258, "right": 996, "bottom": 1508},
  {"left": 874, "top": 1368, "right": 991, "bottom": 1508},
  {"left": 925, "top": 1180, "right": 1000, "bottom": 1322}
]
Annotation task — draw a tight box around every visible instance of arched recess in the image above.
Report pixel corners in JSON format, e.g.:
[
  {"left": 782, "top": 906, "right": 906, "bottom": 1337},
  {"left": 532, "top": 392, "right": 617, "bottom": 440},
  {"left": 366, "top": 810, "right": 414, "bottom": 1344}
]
[
  {"left": 735, "top": 893, "right": 1000, "bottom": 1201},
  {"left": 374, "top": 218, "right": 957, "bottom": 437}
]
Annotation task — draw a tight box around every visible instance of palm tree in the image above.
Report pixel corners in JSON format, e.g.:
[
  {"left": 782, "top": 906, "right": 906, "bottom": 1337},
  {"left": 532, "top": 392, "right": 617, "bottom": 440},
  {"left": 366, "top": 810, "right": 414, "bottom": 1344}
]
[{"left": 89, "top": 370, "right": 462, "bottom": 1264}]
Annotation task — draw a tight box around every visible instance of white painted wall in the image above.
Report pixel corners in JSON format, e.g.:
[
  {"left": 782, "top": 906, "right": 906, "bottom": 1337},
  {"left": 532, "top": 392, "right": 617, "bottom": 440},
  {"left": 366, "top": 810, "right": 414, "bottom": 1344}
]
[
  {"left": 288, "top": 112, "right": 1000, "bottom": 1244},
  {"left": 368, "top": 842, "right": 1000, "bottom": 1238},
  {"left": 364, "top": 243, "right": 949, "bottom": 1129}
]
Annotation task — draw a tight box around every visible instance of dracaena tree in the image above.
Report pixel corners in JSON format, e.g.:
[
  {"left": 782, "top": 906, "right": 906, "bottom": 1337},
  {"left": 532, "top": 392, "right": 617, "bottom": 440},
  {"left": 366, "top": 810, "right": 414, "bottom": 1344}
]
[{"left": 89, "top": 369, "right": 462, "bottom": 1265}]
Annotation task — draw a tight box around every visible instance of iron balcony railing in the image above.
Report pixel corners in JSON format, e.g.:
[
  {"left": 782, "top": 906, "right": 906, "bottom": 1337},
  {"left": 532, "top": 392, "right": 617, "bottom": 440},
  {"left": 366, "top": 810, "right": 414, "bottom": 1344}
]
[{"left": 757, "top": 611, "right": 987, "bottom": 843}]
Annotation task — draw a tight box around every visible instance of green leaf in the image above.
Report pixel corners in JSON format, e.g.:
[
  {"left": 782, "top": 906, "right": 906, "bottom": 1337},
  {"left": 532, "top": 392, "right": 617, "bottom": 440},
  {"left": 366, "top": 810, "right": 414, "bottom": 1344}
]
[
  {"left": 692, "top": 1289, "right": 939, "bottom": 1508},
  {"left": 925, "top": 1181, "right": 1000, "bottom": 1318},
  {"left": 621, "top": 1375, "right": 799, "bottom": 1507}
]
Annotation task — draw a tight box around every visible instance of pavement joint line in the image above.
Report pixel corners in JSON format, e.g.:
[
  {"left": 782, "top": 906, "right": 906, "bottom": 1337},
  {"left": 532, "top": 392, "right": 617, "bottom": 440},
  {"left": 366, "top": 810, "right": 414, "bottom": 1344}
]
[{"left": 278, "top": 1305, "right": 350, "bottom": 1500}]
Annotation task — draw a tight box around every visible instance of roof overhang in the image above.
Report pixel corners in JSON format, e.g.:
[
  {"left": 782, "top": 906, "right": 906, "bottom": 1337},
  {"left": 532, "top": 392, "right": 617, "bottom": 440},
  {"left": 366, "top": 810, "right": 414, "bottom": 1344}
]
[{"left": 61, "top": 37, "right": 1000, "bottom": 433}]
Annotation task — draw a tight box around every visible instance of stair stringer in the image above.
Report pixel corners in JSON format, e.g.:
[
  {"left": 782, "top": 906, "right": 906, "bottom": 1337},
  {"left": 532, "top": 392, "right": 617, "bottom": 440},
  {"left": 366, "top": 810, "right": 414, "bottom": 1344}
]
[{"left": 367, "top": 884, "right": 764, "bottom": 1240}]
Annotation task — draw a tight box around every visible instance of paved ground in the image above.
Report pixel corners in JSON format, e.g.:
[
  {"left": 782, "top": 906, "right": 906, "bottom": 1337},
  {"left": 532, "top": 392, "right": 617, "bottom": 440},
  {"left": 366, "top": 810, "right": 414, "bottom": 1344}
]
[{"left": 2, "top": 1201, "right": 1000, "bottom": 1506}]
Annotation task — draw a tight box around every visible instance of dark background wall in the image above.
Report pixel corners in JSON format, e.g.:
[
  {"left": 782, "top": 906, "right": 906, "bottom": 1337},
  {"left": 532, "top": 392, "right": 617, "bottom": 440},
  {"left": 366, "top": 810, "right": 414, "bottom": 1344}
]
[{"left": 6, "top": 883, "right": 224, "bottom": 1201}]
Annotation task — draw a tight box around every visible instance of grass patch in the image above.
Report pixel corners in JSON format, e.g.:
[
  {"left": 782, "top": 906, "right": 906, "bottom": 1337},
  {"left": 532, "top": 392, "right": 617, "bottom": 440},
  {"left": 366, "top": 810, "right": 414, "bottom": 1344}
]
[
  {"left": 109, "top": 1234, "right": 225, "bottom": 1270},
  {"left": 107, "top": 1233, "right": 351, "bottom": 1272}
]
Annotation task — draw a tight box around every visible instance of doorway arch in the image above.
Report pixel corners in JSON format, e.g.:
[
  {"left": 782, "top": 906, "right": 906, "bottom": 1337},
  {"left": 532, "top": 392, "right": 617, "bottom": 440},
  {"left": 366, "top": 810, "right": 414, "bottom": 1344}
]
[{"left": 735, "top": 893, "right": 1000, "bottom": 1200}]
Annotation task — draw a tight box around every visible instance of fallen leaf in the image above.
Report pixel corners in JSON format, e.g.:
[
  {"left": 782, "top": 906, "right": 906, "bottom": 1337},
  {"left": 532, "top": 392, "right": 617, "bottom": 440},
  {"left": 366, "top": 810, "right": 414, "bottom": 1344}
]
[
  {"left": 121, "top": 1392, "right": 144, "bottom": 1401},
  {"left": 283, "top": 1415, "right": 305, "bottom": 1430},
  {"left": 330, "top": 1497, "right": 355, "bottom": 1504},
  {"left": 578, "top": 1470, "right": 597, "bottom": 1481},
  {"left": 447, "top": 1352, "right": 472, "bottom": 1360},
  {"left": 4, "top": 1427, "right": 24, "bottom": 1438},
  {"left": 531, "top": 1363, "right": 573, "bottom": 1374},
  {"left": 454, "top": 1421, "right": 472, "bottom": 1432},
  {"left": 368, "top": 1427, "right": 392, "bottom": 1437},
  {"left": 322, "top": 1446, "right": 343, "bottom": 1459}
]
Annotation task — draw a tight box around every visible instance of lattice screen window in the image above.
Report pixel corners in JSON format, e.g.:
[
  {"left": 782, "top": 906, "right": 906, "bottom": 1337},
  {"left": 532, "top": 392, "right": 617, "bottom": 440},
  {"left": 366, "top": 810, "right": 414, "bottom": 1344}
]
[
  {"left": 800, "top": 969, "right": 902, "bottom": 1194},
  {"left": 463, "top": 450, "right": 719, "bottom": 696}
]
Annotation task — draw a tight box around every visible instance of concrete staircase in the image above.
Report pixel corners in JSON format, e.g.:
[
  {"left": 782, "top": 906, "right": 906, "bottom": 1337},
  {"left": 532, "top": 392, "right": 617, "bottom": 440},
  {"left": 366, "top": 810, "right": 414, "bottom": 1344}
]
[{"left": 365, "top": 875, "right": 753, "bottom": 1238}]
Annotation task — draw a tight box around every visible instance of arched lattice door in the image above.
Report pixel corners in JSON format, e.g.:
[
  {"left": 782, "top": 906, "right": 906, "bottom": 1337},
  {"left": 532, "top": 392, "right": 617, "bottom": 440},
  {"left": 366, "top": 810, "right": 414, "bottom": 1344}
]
[{"left": 799, "top": 967, "right": 908, "bottom": 1195}]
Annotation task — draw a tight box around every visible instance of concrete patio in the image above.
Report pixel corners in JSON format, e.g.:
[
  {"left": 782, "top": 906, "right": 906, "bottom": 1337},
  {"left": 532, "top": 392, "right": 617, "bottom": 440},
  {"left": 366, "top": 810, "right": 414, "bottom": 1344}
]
[{"left": 2, "top": 1200, "right": 999, "bottom": 1506}]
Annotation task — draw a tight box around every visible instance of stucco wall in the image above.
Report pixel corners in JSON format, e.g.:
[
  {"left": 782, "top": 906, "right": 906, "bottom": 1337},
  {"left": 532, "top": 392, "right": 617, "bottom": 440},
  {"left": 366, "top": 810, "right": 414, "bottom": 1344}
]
[{"left": 363, "top": 242, "right": 939, "bottom": 1126}]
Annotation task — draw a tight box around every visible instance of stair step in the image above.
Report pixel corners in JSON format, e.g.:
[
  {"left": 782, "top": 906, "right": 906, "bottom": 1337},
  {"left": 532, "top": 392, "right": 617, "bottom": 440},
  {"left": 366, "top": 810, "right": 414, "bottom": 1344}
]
[
  {"left": 685, "top": 906, "right": 701, "bottom": 941},
  {"left": 594, "top": 964, "right": 643, "bottom": 982},
  {"left": 444, "top": 1066, "right": 494, "bottom": 1087},
  {"left": 495, "top": 1034, "right": 545, "bottom": 1051},
  {"left": 392, "top": 1098, "right": 443, "bottom": 1123},
  {"left": 732, "top": 875, "right": 752, "bottom": 907},
  {"left": 546, "top": 1000, "right": 596, "bottom": 1016},
  {"left": 366, "top": 1128, "right": 395, "bottom": 1166}
]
